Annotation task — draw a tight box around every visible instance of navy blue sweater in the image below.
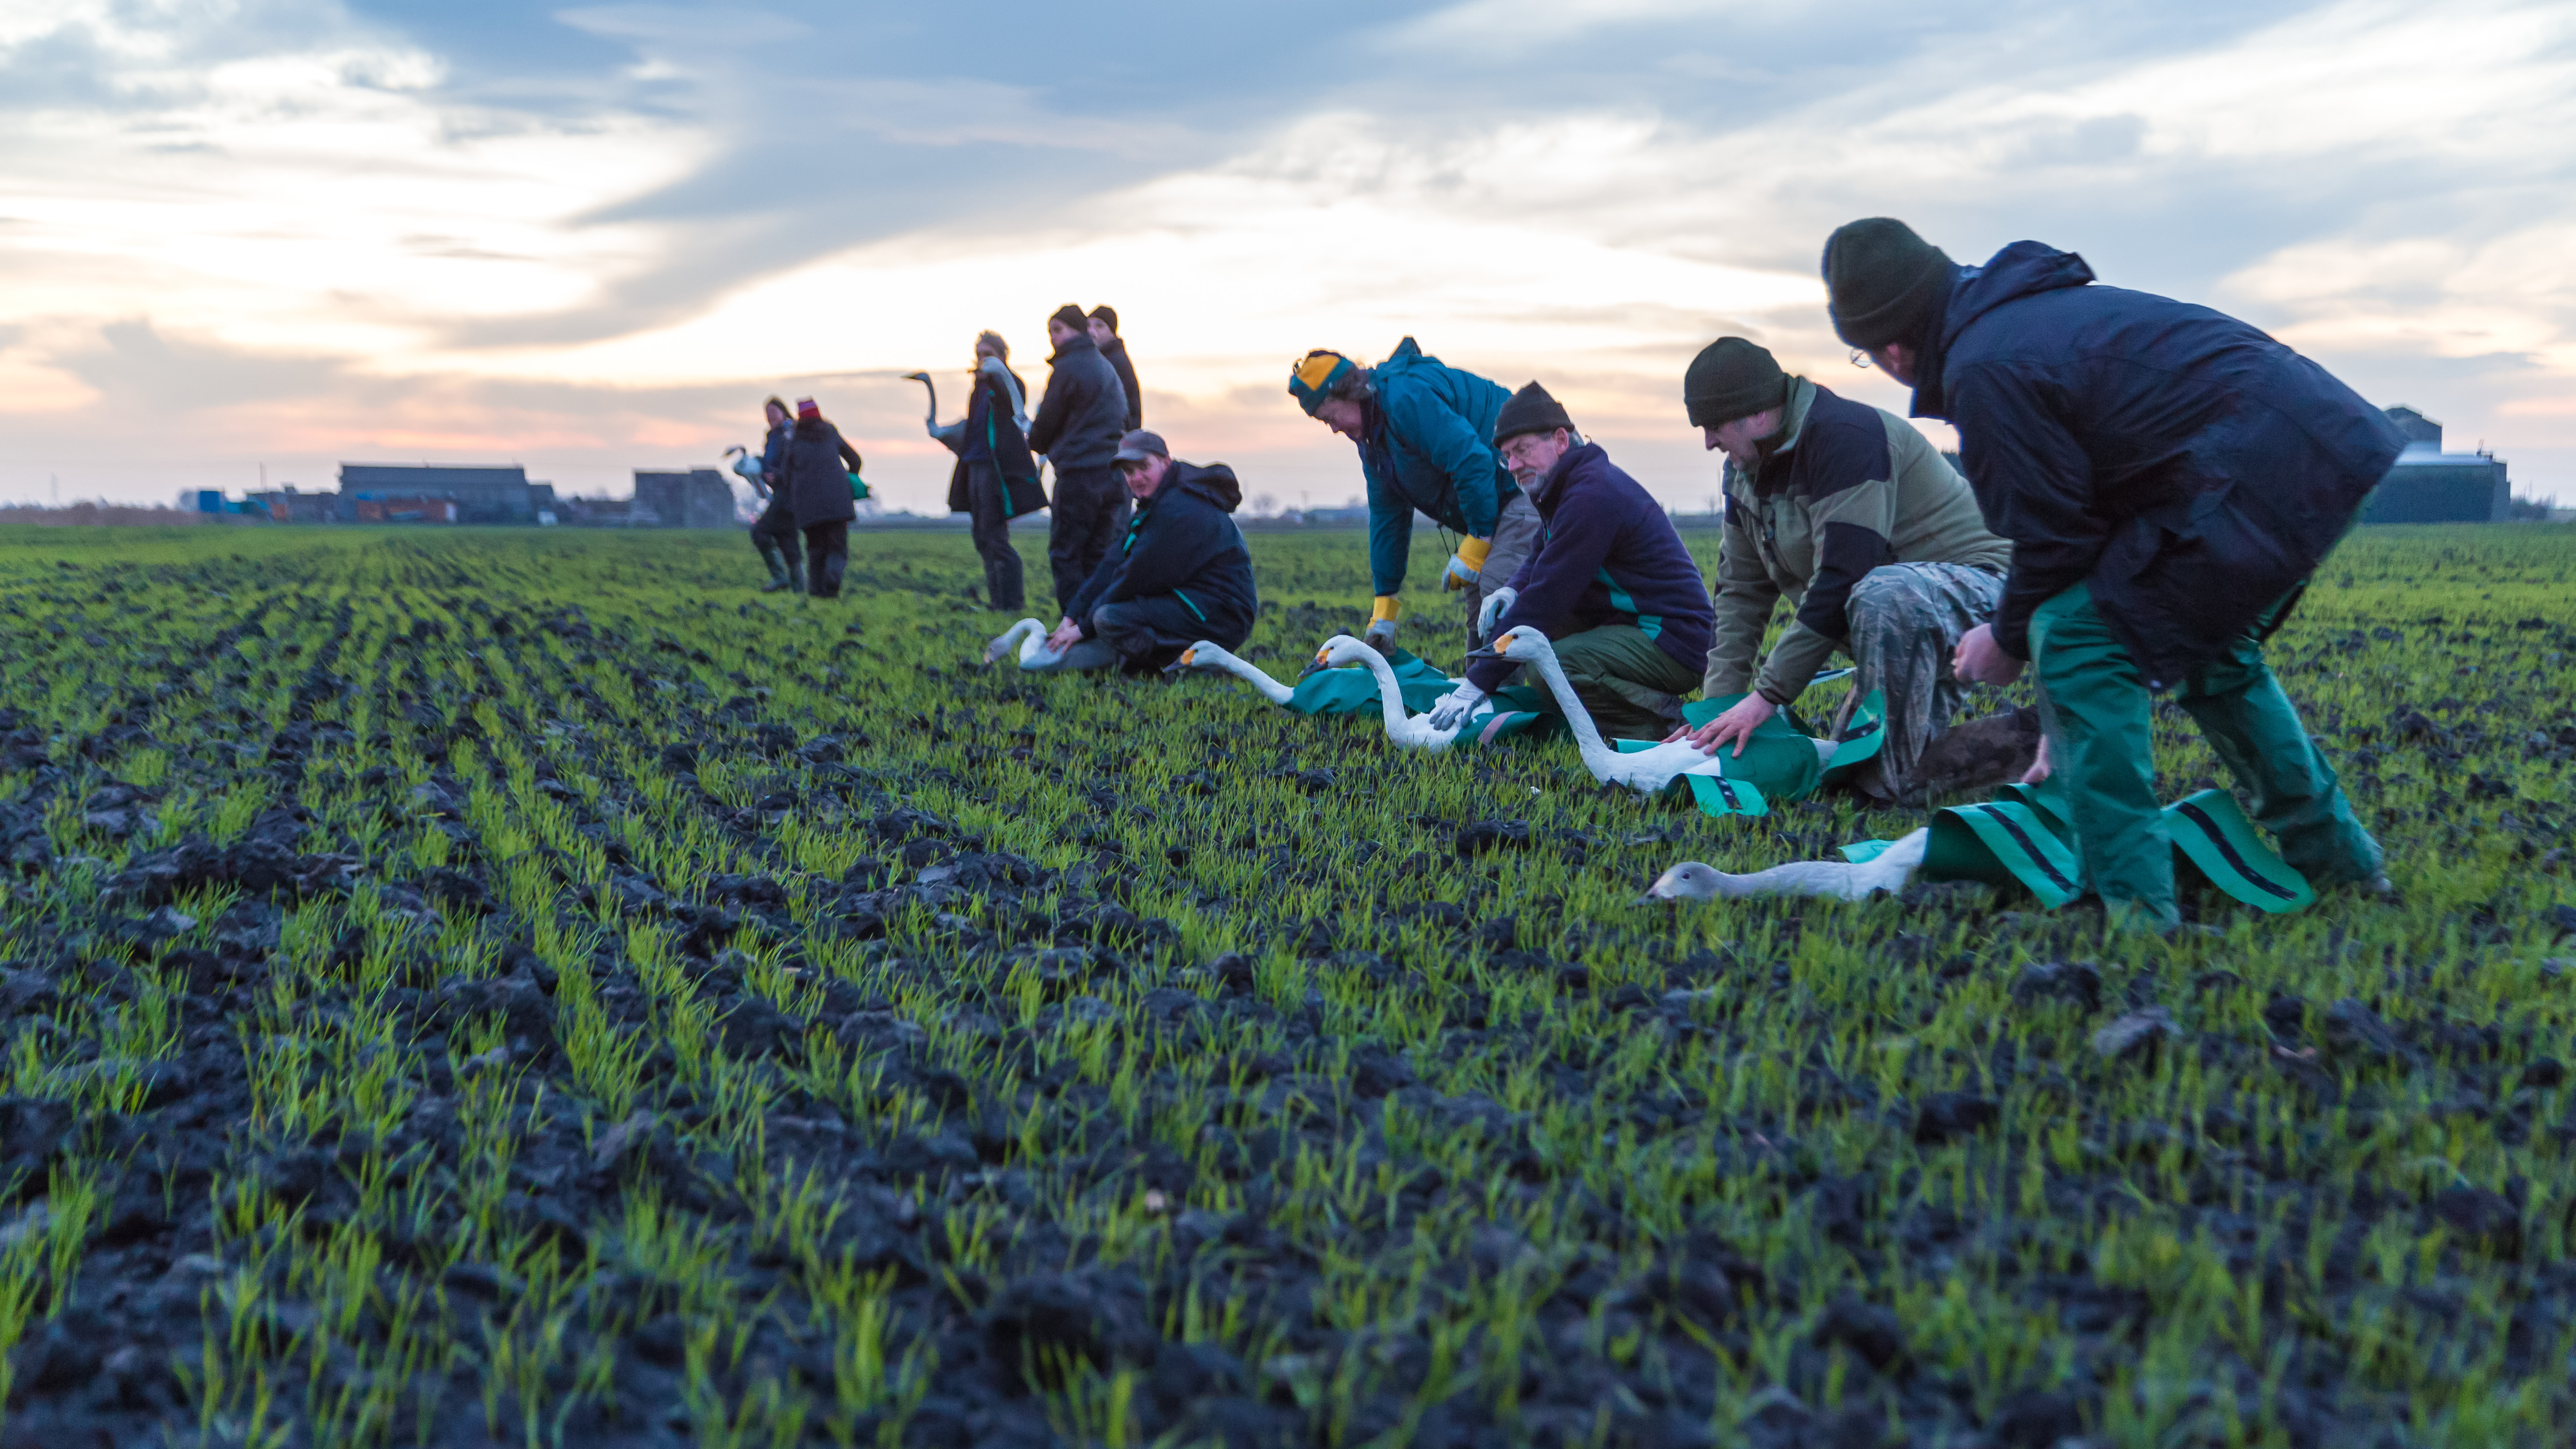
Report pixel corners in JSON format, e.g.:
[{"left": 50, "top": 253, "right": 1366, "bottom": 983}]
[{"left": 1465, "top": 442, "right": 1712, "bottom": 694}]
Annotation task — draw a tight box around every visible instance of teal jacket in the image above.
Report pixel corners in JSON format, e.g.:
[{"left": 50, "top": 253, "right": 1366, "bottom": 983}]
[{"left": 1355, "top": 338, "right": 1521, "bottom": 595}]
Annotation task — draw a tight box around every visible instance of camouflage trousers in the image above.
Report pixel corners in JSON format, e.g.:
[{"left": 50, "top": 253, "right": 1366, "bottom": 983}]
[{"left": 1835, "top": 561, "right": 2006, "bottom": 801}]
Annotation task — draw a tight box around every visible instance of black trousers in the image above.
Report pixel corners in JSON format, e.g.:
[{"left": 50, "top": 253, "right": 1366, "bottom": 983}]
[
  {"left": 966, "top": 461, "right": 1025, "bottom": 610},
  {"left": 751, "top": 502, "right": 798, "bottom": 572},
  {"left": 802, "top": 521, "right": 849, "bottom": 597},
  {"left": 1091, "top": 594, "right": 1224, "bottom": 670},
  {"left": 1047, "top": 466, "right": 1128, "bottom": 610}
]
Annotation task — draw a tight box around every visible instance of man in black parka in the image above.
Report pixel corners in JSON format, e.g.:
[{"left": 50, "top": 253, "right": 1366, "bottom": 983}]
[
  {"left": 1089, "top": 306, "right": 1143, "bottom": 431},
  {"left": 1038, "top": 431, "right": 1258, "bottom": 672},
  {"left": 1822, "top": 217, "right": 2398, "bottom": 929},
  {"left": 1027, "top": 304, "right": 1133, "bottom": 610},
  {"left": 783, "top": 397, "right": 864, "bottom": 598}
]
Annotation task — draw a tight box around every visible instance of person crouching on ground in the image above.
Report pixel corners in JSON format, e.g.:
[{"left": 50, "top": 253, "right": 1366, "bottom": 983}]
[
  {"left": 932, "top": 330, "right": 1043, "bottom": 611},
  {"left": 1821, "top": 216, "right": 2398, "bottom": 931},
  {"left": 1036, "top": 431, "right": 1258, "bottom": 673},
  {"left": 750, "top": 396, "right": 803, "bottom": 593},
  {"left": 784, "top": 397, "right": 863, "bottom": 598},
  {"left": 1668, "top": 337, "right": 2023, "bottom": 804},
  {"left": 1288, "top": 340, "right": 1541, "bottom": 652},
  {"left": 1428, "top": 384, "right": 1712, "bottom": 739}
]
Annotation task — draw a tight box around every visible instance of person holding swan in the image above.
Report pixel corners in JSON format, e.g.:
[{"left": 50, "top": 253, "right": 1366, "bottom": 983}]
[
  {"left": 1426, "top": 383, "right": 1712, "bottom": 741},
  {"left": 1032, "top": 431, "right": 1258, "bottom": 674},
  {"left": 929, "top": 330, "right": 1044, "bottom": 613}
]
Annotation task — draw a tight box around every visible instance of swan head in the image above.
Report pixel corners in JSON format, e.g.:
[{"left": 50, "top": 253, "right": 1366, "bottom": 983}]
[
  {"left": 1644, "top": 861, "right": 1740, "bottom": 902},
  {"left": 904, "top": 371, "right": 932, "bottom": 384},
  {"left": 1163, "top": 641, "right": 1222, "bottom": 675},
  {"left": 1469, "top": 625, "right": 1554, "bottom": 664}
]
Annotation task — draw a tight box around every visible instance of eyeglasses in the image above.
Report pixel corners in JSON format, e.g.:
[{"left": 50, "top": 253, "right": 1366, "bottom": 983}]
[{"left": 1848, "top": 349, "right": 1873, "bottom": 370}]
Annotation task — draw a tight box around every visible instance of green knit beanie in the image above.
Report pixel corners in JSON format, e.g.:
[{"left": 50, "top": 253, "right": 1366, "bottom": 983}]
[
  {"left": 1683, "top": 338, "right": 1788, "bottom": 428},
  {"left": 1822, "top": 218, "right": 1955, "bottom": 351}
]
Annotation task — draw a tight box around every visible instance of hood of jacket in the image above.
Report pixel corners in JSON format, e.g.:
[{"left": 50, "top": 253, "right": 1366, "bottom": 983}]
[
  {"left": 1371, "top": 335, "right": 1432, "bottom": 382},
  {"left": 792, "top": 415, "right": 834, "bottom": 439},
  {"left": 1164, "top": 460, "right": 1241, "bottom": 513},
  {"left": 1913, "top": 242, "right": 2096, "bottom": 417}
]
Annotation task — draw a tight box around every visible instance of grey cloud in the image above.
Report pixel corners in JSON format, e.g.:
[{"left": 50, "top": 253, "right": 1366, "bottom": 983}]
[{"left": 64, "top": 322, "right": 347, "bottom": 414}]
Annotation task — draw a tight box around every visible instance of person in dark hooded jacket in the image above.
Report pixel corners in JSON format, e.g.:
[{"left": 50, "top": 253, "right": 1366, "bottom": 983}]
[
  {"left": 1027, "top": 305, "right": 1134, "bottom": 609},
  {"left": 1035, "top": 430, "right": 1258, "bottom": 673},
  {"left": 1089, "top": 307, "right": 1142, "bottom": 431},
  {"left": 1428, "top": 384, "right": 1712, "bottom": 741},
  {"left": 1823, "top": 217, "right": 2398, "bottom": 929},
  {"left": 748, "top": 396, "right": 802, "bottom": 593},
  {"left": 783, "top": 396, "right": 864, "bottom": 598}
]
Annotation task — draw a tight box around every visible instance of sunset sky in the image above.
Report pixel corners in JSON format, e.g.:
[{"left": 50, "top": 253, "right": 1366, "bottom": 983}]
[{"left": 3, "top": 0, "right": 2572, "bottom": 514}]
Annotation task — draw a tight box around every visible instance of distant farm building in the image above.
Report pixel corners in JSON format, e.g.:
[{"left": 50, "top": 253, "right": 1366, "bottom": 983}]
[
  {"left": 337, "top": 464, "right": 553, "bottom": 525},
  {"left": 2362, "top": 407, "right": 2510, "bottom": 524},
  {"left": 632, "top": 469, "right": 739, "bottom": 529}
]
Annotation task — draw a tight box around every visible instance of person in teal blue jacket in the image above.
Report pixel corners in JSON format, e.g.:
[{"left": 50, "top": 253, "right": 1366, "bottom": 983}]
[{"left": 1290, "top": 339, "right": 1543, "bottom": 649}]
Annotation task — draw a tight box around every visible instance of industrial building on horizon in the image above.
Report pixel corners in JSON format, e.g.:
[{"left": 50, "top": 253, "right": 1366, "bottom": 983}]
[{"left": 2361, "top": 407, "right": 2512, "bottom": 524}]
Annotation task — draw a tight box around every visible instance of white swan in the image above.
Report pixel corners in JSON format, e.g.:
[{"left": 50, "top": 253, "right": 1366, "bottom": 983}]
[
  {"left": 983, "top": 618, "right": 1067, "bottom": 669},
  {"left": 1470, "top": 626, "right": 1739, "bottom": 792},
  {"left": 1312, "top": 634, "right": 1469, "bottom": 751},
  {"left": 1164, "top": 641, "right": 1295, "bottom": 704},
  {"left": 1648, "top": 828, "right": 1931, "bottom": 902}
]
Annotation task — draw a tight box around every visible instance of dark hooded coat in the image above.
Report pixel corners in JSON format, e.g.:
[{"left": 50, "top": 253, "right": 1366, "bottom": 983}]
[
  {"left": 1065, "top": 462, "right": 1258, "bottom": 646},
  {"left": 941, "top": 363, "right": 1045, "bottom": 518},
  {"left": 785, "top": 417, "right": 864, "bottom": 529},
  {"left": 1911, "top": 241, "right": 2403, "bottom": 687}
]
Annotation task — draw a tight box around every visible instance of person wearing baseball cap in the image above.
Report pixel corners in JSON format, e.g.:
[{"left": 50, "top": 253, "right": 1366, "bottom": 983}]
[
  {"left": 1821, "top": 216, "right": 2398, "bottom": 928},
  {"left": 1288, "top": 338, "right": 1541, "bottom": 651},
  {"left": 1034, "top": 430, "right": 1258, "bottom": 673},
  {"left": 1424, "top": 383, "right": 1711, "bottom": 741},
  {"left": 1028, "top": 305, "right": 1134, "bottom": 611},
  {"left": 1665, "top": 335, "right": 2023, "bottom": 805}
]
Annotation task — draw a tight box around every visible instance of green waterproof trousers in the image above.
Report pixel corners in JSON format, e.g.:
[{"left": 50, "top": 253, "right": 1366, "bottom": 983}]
[
  {"left": 2028, "top": 582, "right": 2381, "bottom": 930},
  {"left": 1530, "top": 623, "right": 1702, "bottom": 741}
]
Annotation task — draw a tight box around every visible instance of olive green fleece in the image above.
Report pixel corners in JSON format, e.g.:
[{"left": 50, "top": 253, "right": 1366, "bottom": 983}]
[{"left": 1706, "top": 378, "right": 2012, "bottom": 705}]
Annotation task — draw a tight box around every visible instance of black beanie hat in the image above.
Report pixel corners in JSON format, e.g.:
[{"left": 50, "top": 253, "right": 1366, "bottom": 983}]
[
  {"left": 1822, "top": 218, "right": 1955, "bottom": 350},
  {"left": 1492, "top": 381, "right": 1574, "bottom": 445},
  {"left": 1682, "top": 338, "right": 1789, "bottom": 428},
  {"left": 1049, "top": 304, "right": 1089, "bottom": 333},
  {"left": 1088, "top": 305, "right": 1119, "bottom": 334}
]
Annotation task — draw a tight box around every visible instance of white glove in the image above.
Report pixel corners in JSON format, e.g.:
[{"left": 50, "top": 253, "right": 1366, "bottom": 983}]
[
  {"left": 1426, "top": 682, "right": 1488, "bottom": 733},
  {"left": 1477, "top": 585, "right": 1518, "bottom": 642}
]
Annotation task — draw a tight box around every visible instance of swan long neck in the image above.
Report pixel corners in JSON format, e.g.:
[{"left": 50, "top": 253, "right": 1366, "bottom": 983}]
[
  {"left": 1519, "top": 645, "right": 1614, "bottom": 771},
  {"left": 1212, "top": 648, "right": 1292, "bottom": 704},
  {"left": 1351, "top": 644, "right": 1410, "bottom": 735}
]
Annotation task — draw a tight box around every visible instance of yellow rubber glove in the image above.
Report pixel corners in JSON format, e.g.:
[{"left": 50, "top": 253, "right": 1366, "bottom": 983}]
[{"left": 1443, "top": 535, "right": 1492, "bottom": 591}]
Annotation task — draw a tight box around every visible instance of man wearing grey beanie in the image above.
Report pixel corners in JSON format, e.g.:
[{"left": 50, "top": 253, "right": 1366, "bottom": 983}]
[{"left": 1670, "top": 336, "right": 2027, "bottom": 805}]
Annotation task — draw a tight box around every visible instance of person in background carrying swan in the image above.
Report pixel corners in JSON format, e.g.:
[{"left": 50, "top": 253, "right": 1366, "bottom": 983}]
[
  {"left": 749, "top": 396, "right": 802, "bottom": 593},
  {"left": 932, "top": 330, "right": 1044, "bottom": 612},
  {"left": 784, "top": 397, "right": 864, "bottom": 598},
  {"left": 1427, "top": 384, "right": 1712, "bottom": 740},
  {"left": 1036, "top": 430, "right": 1258, "bottom": 674},
  {"left": 1289, "top": 340, "right": 1541, "bottom": 652}
]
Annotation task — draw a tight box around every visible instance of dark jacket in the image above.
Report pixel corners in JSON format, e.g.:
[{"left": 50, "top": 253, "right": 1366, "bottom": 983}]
[
  {"left": 786, "top": 417, "right": 864, "bottom": 528},
  {"left": 1712, "top": 380, "right": 2009, "bottom": 704},
  {"left": 1466, "top": 442, "right": 1712, "bottom": 694},
  {"left": 941, "top": 360, "right": 1045, "bottom": 518},
  {"left": 757, "top": 420, "right": 791, "bottom": 497},
  {"left": 1026, "top": 335, "right": 1129, "bottom": 471},
  {"left": 1067, "top": 462, "right": 1258, "bottom": 647},
  {"left": 1356, "top": 337, "right": 1522, "bottom": 595},
  {"left": 1915, "top": 242, "right": 2403, "bottom": 687},
  {"left": 1101, "top": 336, "right": 1143, "bottom": 431}
]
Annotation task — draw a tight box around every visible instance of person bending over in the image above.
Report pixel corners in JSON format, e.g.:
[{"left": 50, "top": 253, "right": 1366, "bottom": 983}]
[
  {"left": 932, "top": 330, "right": 1043, "bottom": 612},
  {"left": 1671, "top": 338, "right": 2020, "bottom": 804},
  {"left": 1289, "top": 339, "right": 1541, "bottom": 650},
  {"left": 1038, "top": 431, "right": 1259, "bottom": 673},
  {"left": 1428, "top": 384, "right": 1712, "bottom": 740},
  {"left": 783, "top": 397, "right": 863, "bottom": 598},
  {"left": 1822, "top": 216, "right": 2397, "bottom": 930},
  {"left": 749, "top": 396, "right": 802, "bottom": 593},
  {"left": 1027, "top": 304, "right": 1133, "bottom": 610}
]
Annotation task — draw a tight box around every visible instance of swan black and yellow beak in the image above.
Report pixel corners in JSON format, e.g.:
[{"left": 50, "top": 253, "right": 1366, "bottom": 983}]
[
  {"left": 1465, "top": 633, "right": 1514, "bottom": 661},
  {"left": 1160, "top": 646, "right": 1201, "bottom": 676},
  {"left": 1296, "top": 648, "right": 1330, "bottom": 682}
]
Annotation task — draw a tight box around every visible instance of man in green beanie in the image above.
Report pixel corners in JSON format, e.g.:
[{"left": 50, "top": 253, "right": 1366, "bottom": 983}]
[
  {"left": 1820, "top": 216, "right": 2399, "bottom": 929},
  {"left": 1669, "top": 336, "right": 2024, "bottom": 804}
]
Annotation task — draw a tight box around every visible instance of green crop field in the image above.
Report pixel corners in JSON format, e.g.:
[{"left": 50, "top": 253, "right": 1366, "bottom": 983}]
[{"left": 0, "top": 521, "right": 2570, "bottom": 1449}]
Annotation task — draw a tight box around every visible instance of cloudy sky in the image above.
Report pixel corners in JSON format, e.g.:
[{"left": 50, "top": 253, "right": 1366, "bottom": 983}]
[{"left": 4, "top": 0, "right": 2572, "bottom": 514}]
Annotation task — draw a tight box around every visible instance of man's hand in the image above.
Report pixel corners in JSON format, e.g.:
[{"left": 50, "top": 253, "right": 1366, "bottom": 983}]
[
  {"left": 1953, "top": 623, "right": 2023, "bottom": 686},
  {"left": 1676, "top": 694, "right": 1777, "bottom": 757},
  {"left": 1476, "top": 585, "right": 1518, "bottom": 642},
  {"left": 2020, "top": 732, "right": 2053, "bottom": 784},
  {"left": 1426, "top": 682, "right": 1488, "bottom": 732},
  {"left": 1044, "top": 617, "right": 1083, "bottom": 654}
]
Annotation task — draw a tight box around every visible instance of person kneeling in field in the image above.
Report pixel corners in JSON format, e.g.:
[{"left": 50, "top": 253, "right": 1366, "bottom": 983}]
[
  {"left": 1038, "top": 431, "right": 1258, "bottom": 673},
  {"left": 1822, "top": 216, "right": 2397, "bottom": 931},
  {"left": 1427, "top": 384, "right": 1712, "bottom": 739},
  {"left": 1669, "top": 339, "right": 2025, "bottom": 805}
]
